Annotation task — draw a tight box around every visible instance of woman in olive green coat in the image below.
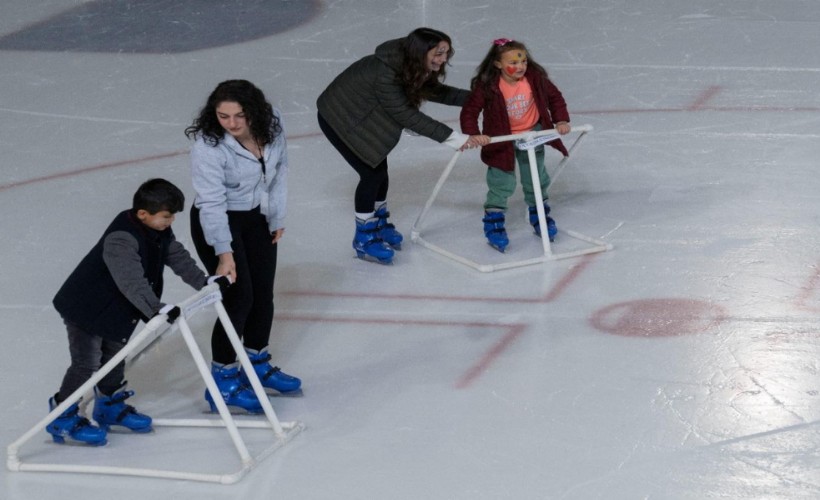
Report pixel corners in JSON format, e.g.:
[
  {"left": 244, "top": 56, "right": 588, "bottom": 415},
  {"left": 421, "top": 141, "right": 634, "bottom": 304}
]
[{"left": 317, "top": 27, "right": 483, "bottom": 264}]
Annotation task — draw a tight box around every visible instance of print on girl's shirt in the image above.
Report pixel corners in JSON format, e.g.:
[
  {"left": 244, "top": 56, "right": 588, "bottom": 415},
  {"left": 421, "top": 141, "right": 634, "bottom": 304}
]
[
  {"left": 500, "top": 78, "right": 539, "bottom": 133},
  {"left": 506, "top": 93, "right": 533, "bottom": 121}
]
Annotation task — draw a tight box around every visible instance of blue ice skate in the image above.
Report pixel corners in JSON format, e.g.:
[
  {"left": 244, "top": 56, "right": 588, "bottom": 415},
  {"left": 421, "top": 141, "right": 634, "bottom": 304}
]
[
  {"left": 240, "top": 347, "right": 302, "bottom": 395},
  {"left": 528, "top": 203, "right": 557, "bottom": 242},
  {"left": 374, "top": 205, "right": 403, "bottom": 250},
  {"left": 205, "top": 362, "right": 263, "bottom": 414},
  {"left": 46, "top": 396, "right": 108, "bottom": 446},
  {"left": 483, "top": 211, "right": 509, "bottom": 253},
  {"left": 353, "top": 217, "right": 394, "bottom": 264},
  {"left": 93, "top": 384, "right": 153, "bottom": 433}
]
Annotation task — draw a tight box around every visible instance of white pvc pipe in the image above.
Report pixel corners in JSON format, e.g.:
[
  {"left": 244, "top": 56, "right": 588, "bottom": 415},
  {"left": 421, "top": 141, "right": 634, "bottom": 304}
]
[
  {"left": 410, "top": 124, "right": 610, "bottom": 272},
  {"left": 7, "top": 284, "right": 302, "bottom": 483},
  {"left": 412, "top": 127, "right": 592, "bottom": 239},
  {"left": 175, "top": 314, "right": 253, "bottom": 465},
  {"left": 487, "top": 124, "right": 592, "bottom": 145},
  {"left": 11, "top": 461, "right": 243, "bottom": 484},
  {"left": 411, "top": 149, "right": 462, "bottom": 237},
  {"left": 214, "top": 301, "right": 286, "bottom": 437},
  {"left": 152, "top": 418, "right": 300, "bottom": 429},
  {"left": 7, "top": 313, "right": 168, "bottom": 469},
  {"left": 548, "top": 128, "right": 591, "bottom": 191},
  {"left": 525, "top": 143, "right": 552, "bottom": 257},
  {"left": 413, "top": 236, "right": 489, "bottom": 272}
]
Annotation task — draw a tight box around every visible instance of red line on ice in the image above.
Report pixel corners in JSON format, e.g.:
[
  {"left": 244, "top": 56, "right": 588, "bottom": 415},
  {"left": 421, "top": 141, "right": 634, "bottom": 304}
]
[
  {"left": 279, "top": 313, "right": 527, "bottom": 389},
  {"left": 0, "top": 131, "right": 322, "bottom": 192},
  {"left": 687, "top": 85, "right": 722, "bottom": 111}
]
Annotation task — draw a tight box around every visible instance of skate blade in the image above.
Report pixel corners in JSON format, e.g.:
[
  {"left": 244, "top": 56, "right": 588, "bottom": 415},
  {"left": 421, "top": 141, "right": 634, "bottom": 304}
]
[
  {"left": 532, "top": 230, "right": 557, "bottom": 242},
  {"left": 487, "top": 242, "right": 507, "bottom": 253},
  {"left": 47, "top": 436, "right": 108, "bottom": 447},
  {"left": 354, "top": 253, "right": 393, "bottom": 265},
  {"left": 104, "top": 426, "right": 154, "bottom": 435},
  {"left": 203, "top": 409, "right": 264, "bottom": 416},
  {"left": 203, "top": 406, "right": 265, "bottom": 416},
  {"left": 264, "top": 387, "right": 304, "bottom": 398}
]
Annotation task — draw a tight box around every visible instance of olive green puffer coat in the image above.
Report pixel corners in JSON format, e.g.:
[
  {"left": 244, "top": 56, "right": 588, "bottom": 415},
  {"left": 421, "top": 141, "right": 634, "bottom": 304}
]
[{"left": 317, "top": 37, "right": 468, "bottom": 168}]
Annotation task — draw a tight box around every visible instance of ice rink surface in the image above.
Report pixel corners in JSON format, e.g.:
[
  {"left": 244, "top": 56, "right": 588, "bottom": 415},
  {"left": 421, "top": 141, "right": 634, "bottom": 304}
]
[{"left": 1, "top": 1, "right": 819, "bottom": 498}]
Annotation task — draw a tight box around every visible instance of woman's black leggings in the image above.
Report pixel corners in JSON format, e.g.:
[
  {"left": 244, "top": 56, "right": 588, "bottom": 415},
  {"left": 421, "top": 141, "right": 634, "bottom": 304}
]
[
  {"left": 190, "top": 205, "right": 277, "bottom": 364},
  {"left": 318, "top": 113, "right": 389, "bottom": 213}
]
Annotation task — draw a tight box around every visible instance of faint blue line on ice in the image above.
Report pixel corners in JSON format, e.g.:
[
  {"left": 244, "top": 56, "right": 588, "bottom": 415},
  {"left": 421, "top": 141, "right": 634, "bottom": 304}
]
[
  {"left": 702, "top": 419, "right": 819, "bottom": 449},
  {"left": 0, "top": 107, "right": 182, "bottom": 126},
  {"left": 0, "top": 106, "right": 303, "bottom": 125},
  {"left": 541, "top": 62, "right": 820, "bottom": 73},
  {"left": 0, "top": 304, "right": 51, "bottom": 310},
  {"left": 257, "top": 55, "right": 820, "bottom": 73},
  {"left": 606, "top": 130, "right": 820, "bottom": 139}
]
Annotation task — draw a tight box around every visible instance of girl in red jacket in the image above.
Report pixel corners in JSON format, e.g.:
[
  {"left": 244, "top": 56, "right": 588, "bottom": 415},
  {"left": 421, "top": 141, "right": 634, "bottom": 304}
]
[{"left": 460, "top": 39, "right": 571, "bottom": 252}]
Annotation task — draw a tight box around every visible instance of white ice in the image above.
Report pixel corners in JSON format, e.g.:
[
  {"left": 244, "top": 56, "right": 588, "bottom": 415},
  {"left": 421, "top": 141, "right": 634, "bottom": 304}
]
[{"left": 1, "top": 1, "right": 819, "bottom": 498}]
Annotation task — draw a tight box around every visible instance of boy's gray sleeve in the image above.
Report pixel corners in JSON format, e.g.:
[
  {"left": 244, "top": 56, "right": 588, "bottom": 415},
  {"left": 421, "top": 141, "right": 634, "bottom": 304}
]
[
  {"left": 103, "top": 231, "right": 162, "bottom": 318},
  {"left": 166, "top": 234, "right": 208, "bottom": 290}
]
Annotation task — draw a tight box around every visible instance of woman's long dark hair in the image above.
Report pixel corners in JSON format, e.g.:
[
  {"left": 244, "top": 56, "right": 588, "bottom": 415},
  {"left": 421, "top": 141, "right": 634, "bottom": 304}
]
[
  {"left": 185, "top": 79, "right": 281, "bottom": 146},
  {"left": 470, "top": 40, "right": 548, "bottom": 95},
  {"left": 400, "top": 27, "right": 455, "bottom": 108}
]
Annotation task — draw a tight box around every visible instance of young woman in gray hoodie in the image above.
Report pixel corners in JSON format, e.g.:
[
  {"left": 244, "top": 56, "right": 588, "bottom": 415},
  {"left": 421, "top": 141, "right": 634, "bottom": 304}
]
[{"left": 187, "top": 80, "right": 301, "bottom": 414}]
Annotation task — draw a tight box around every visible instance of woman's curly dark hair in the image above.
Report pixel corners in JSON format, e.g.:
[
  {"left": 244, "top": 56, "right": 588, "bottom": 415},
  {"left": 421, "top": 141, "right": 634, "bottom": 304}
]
[
  {"left": 400, "top": 28, "right": 455, "bottom": 108},
  {"left": 185, "top": 79, "right": 281, "bottom": 146}
]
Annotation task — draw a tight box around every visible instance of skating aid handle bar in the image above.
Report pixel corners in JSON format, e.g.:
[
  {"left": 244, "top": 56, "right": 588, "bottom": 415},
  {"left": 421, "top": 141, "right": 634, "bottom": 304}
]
[
  {"left": 412, "top": 124, "right": 592, "bottom": 242},
  {"left": 486, "top": 124, "right": 593, "bottom": 145}
]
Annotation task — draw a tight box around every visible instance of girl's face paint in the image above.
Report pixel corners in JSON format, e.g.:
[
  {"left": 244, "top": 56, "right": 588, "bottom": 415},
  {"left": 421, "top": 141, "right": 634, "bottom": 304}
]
[{"left": 495, "top": 50, "right": 528, "bottom": 83}]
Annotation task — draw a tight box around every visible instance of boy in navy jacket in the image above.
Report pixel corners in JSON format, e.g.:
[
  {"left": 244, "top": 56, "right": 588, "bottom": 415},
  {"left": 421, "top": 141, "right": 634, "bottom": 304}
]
[{"left": 48, "top": 178, "right": 226, "bottom": 445}]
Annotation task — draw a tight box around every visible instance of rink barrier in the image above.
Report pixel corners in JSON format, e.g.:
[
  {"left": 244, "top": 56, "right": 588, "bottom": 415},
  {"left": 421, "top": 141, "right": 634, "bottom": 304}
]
[
  {"left": 6, "top": 283, "right": 304, "bottom": 484},
  {"left": 411, "top": 125, "right": 612, "bottom": 272}
]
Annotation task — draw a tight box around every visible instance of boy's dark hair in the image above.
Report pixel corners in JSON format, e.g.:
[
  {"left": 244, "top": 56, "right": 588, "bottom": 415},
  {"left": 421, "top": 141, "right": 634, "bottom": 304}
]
[{"left": 132, "top": 178, "right": 185, "bottom": 214}]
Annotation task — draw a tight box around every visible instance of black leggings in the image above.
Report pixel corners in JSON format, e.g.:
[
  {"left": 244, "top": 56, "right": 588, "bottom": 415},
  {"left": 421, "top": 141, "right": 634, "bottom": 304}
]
[
  {"left": 190, "top": 205, "right": 277, "bottom": 364},
  {"left": 318, "top": 112, "right": 389, "bottom": 213}
]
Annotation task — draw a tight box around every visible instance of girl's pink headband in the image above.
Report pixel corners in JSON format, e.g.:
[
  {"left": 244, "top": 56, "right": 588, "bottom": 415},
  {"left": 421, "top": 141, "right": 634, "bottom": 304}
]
[{"left": 493, "top": 38, "right": 514, "bottom": 46}]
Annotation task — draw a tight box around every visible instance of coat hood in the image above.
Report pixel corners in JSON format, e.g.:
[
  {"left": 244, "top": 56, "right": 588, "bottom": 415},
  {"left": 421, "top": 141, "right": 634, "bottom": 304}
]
[{"left": 374, "top": 37, "right": 405, "bottom": 72}]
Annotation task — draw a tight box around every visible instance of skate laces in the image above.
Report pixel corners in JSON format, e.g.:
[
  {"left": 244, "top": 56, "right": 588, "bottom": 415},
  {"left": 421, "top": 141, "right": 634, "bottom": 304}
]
[
  {"left": 251, "top": 352, "right": 273, "bottom": 365},
  {"left": 113, "top": 405, "right": 140, "bottom": 422},
  {"left": 376, "top": 210, "right": 396, "bottom": 229},
  {"left": 101, "top": 391, "right": 139, "bottom": 422},
  {"left": 71, "top": 416, "right": 94, "bottom": 432},
  {"left": 262, "top": 365, "right": 285, "bottom": 381},
  {"left": 57, "top": 406, "right": 93, "bottom": 431},
  {"left": 483, "top": 213, "right": 506, "bottom": 234},
  {"left": 61, "top": 404, "right": 80, "bottom": 417},
  {"left": 105, "top": 390, "right": 136, "bottom": 405}
]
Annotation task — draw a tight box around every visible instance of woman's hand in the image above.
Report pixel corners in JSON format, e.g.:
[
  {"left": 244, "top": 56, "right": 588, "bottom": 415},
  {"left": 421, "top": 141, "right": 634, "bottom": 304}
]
[
  {"left": 216, "top": 252, "right": 237, "bottom": 282},
  {"left": 271, "top": 228, "right": 284, "bottom": 245}
]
